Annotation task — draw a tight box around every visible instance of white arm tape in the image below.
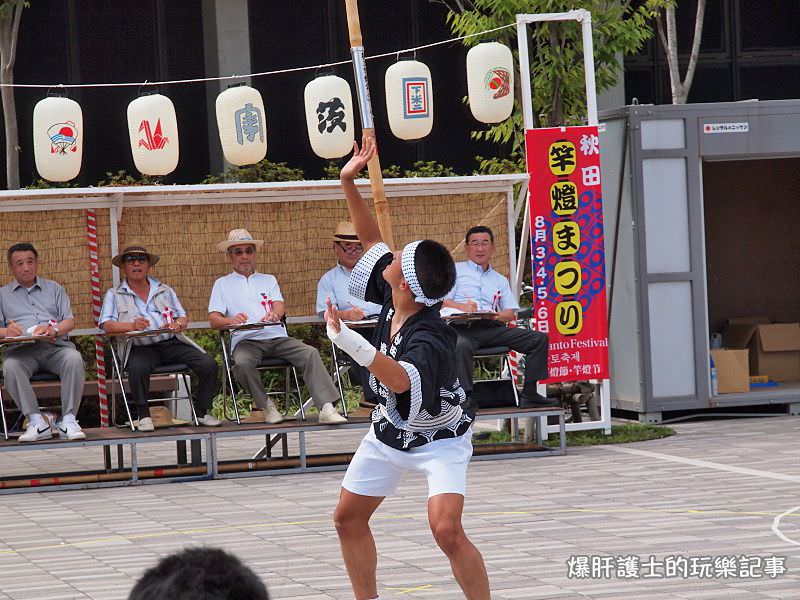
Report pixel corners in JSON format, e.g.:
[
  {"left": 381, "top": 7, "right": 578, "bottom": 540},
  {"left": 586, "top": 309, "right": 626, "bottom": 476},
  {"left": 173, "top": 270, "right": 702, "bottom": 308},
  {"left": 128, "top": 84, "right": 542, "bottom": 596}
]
[{"left": 326, "top": 320, "right": 377, "bottom": 367}]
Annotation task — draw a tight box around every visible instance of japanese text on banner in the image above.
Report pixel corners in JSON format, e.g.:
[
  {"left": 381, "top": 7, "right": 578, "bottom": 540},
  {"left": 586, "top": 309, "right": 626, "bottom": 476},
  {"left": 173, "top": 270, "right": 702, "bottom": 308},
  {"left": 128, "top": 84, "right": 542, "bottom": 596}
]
[{"left": 526, "top": 126, "right": 610, "bottom": 383}]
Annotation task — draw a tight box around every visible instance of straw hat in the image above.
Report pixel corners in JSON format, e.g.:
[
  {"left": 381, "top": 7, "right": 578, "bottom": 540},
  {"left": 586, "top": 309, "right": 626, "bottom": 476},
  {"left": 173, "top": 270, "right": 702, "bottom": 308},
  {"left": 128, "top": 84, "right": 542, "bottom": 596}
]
[
  {"left": 217, "top": 228, "right": 264, "bottom": 252},
  {"left": 112, "top": 244, "right": 160, "bottom": 268},
  {"left": 148, "top": 406, "right": 189, "bottom": 428},
  {"left": 332, "top": 221, "right": 359, "bottom": 243}
]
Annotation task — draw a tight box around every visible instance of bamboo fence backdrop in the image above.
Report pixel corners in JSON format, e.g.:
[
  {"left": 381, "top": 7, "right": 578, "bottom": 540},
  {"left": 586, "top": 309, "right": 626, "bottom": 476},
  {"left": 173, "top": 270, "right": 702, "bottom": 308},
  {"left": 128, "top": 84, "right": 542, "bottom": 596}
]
[
  {"left": 0, "top": 209, "right": 113, "bottom": 328},
  {"left": 0, "top": 192, "right": 509, "bottom": 327}
]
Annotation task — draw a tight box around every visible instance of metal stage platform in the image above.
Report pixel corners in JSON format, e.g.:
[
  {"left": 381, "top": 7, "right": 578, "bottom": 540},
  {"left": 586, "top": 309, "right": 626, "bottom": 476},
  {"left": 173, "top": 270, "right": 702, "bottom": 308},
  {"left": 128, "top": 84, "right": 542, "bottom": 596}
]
[{"left": 0, "top": 407, "right": 565, "bottom": 494}]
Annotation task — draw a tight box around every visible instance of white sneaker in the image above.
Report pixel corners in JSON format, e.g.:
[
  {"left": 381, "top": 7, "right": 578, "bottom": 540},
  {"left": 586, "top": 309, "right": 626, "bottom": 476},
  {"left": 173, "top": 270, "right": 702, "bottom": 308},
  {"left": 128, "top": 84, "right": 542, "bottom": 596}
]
[
  {"left": 198, "top": 413, "right": 222, "bottom": 427},
  {"left": 19, "top": 420, "right": 53, "bottom": 442},
  {"left": 56, "top": 414, "right": 86, "bottom": 440},
  {"left": 137, "top": 417, "right": 155, "bottom": 432},
  {"left": 319, "top": 404, "right": 347, "bottom": 424},
  {"left": 264, "top": 403, "right": 284, "bottom": 424}
]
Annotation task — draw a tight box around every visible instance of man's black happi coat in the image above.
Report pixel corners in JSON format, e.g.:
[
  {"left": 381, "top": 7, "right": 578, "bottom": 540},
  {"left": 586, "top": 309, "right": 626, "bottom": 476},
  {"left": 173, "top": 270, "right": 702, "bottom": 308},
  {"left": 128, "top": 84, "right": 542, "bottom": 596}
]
[{"left": 349, "top": 242, "right": 474, "bottom": 450}]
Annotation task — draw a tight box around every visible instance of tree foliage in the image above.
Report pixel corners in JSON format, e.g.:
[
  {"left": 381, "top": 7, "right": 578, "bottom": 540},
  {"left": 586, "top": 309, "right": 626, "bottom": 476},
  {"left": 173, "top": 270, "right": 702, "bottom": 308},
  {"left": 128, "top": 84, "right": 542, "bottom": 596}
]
[{"left": 443, "top": 0, "right": 664, "bottom": 152}]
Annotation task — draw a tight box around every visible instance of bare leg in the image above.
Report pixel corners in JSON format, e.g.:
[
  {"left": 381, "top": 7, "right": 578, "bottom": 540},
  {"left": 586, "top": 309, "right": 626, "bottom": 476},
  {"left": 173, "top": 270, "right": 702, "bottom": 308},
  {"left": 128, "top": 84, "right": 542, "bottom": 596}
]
[
  {"left": 334, "top": 488, "right": 385, "bottom": 600},
  {"left": 428, "top": 493, "right": 490, "bottom": 600}
]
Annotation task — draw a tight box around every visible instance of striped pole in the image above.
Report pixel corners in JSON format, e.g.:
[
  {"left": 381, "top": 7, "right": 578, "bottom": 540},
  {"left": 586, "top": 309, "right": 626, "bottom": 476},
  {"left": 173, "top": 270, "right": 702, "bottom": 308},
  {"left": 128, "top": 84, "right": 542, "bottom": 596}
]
[
  {"left": 86, "top": 209, "right": 109, "bottom": 427},
  {"left": 506, "top": 320, "right": 524, "bottom": 386},
  {"left": 508, "top": 349, "right": 521, "bottom": 385}
]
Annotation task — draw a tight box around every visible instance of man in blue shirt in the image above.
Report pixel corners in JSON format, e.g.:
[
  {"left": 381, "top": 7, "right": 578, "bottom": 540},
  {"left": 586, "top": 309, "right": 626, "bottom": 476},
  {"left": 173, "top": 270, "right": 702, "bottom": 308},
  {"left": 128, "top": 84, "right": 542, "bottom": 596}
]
[
  {"left": 316, "top": 221, "right": 381, "bottom": 409},
  {"left": 444, "top": 226, "right": 556, "bottom": 408},
  {"left": 315, "top": 221, "right": 382, "bottom": 321}
]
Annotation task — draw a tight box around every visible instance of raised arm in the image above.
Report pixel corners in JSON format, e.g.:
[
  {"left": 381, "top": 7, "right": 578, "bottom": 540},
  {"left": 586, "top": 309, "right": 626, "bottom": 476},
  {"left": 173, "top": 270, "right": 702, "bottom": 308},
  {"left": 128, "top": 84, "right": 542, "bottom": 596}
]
[{"left": 339, "top": 135, "right": 383, "bottom": 251}]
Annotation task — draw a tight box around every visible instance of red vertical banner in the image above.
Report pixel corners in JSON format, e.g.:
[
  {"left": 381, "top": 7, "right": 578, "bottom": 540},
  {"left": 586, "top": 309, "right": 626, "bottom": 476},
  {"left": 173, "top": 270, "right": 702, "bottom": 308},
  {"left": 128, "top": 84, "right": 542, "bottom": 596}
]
[{"left": 526, "top": 126, "right": 609, "bottom": 383}]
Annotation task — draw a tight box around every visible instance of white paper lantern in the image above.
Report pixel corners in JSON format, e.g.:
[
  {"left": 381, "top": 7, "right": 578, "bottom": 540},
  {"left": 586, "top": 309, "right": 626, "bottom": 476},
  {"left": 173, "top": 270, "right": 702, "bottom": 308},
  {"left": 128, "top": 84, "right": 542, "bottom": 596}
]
[
  {"left": 127, "top": 93, "right": 179, "bottom": 176},
  {"left": 385, "top": 59, "right": 433, "bottom": 141},
  {"left": 466, "top": 42, "right": 514, "bottom": 124},
  {"left": 304, "top": 75, "right": 354, "bottom": 159},
  {"left": 33, "top": 96, "right": 83, "bottom": 182},
  {"left": 216, "top": 85, "right": 267, "bottom": 166}
]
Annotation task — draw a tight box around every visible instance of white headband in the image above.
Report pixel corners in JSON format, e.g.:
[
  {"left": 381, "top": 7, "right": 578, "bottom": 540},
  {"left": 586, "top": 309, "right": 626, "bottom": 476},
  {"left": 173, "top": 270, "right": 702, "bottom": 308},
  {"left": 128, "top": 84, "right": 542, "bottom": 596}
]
[{"left": 401, "top": 241, "right": 447, "bottom": 307}]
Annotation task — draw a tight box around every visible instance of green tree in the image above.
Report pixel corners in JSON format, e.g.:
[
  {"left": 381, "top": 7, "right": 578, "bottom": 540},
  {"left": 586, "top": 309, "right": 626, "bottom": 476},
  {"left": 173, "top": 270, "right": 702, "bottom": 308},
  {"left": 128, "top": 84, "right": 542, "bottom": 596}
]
[
  {"left": 441, "top": 1, "right": 663, "bottom": 152},
  {"left": 0, "top": 0, "right": 26, "bottom": 189},
  {"left": 646, "top": 0, "right": 706, "bottom": 104}
]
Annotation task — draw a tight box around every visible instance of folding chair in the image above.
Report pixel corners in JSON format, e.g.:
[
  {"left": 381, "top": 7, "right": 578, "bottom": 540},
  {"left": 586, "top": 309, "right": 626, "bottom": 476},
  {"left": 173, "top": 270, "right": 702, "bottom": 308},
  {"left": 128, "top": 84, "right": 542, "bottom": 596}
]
[
  {"left": 328, "top": 342, "right": 352, "bottom": 417},
  {"left": 472, "top": 345, "right": 520, "bottom": 408},
  {"left": 0, "top": 370, "right": 61, "bottom": 440},
  {"left": 218, "top": 323, "right": 307, "bottom": 424},
  {"left": 0, "top": 335, "right": 70, "bottom": 440},
  {"left": 106, "top": 334, "right": 199, "bottom": 431},
  {"left": 327, "top": 319, "right": 375, "bottom": 418}
]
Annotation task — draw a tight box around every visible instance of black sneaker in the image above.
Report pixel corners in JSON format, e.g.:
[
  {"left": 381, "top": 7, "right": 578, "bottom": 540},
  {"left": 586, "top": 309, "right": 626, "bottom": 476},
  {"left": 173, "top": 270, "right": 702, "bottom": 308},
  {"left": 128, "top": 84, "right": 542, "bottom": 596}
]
[{"left": 518, "top": 393, "right": 560, "bottom": 408}]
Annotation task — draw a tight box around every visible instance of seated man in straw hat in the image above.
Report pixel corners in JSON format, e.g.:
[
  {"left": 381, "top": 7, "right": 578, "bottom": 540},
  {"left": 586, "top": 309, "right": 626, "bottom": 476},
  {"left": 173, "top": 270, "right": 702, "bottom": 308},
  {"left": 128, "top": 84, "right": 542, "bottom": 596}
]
[
  {"left": 100, "top": 244, "right": 221, "bottom": 432},
  {"left": 0, "top": 243, "right": 86, "bottom": 442},
  {"left": 209, "top": 229, "right": 347, "bottom": 425},
  {"left": 316, "top": 221, "right": 382, "bottom": 408}
]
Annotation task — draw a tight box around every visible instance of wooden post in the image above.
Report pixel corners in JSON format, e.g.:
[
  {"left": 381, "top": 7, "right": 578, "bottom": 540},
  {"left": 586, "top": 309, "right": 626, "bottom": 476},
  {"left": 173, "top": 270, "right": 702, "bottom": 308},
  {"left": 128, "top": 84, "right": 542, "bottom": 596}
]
[{"left": 343, "top": 0, "right": 395, "bottom": 248}]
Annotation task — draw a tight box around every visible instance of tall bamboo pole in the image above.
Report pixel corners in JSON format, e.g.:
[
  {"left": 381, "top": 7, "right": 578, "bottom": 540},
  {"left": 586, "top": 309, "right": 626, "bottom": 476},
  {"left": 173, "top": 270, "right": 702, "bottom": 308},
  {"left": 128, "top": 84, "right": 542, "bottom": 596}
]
[{"left": 343, "top": 0, "right": 395, "bottom": 248}]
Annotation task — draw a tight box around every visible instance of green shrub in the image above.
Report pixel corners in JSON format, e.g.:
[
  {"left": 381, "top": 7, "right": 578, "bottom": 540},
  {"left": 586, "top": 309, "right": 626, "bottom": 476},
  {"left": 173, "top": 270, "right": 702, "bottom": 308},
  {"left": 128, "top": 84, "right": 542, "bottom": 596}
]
[
  {"left": 26, "top": 178, "right": 79, "bottom": 189},
  {"left": 97, "top": 170, "right": 162, "bottom": 186},
  {"left": 202, "top": 159, "right": 305, "bottom": 184}
]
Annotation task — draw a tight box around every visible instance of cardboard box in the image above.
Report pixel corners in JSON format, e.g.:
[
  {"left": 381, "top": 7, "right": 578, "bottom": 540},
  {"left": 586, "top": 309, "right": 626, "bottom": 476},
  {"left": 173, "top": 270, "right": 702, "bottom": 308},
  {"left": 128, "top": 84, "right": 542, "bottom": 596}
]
[
  {"left": 723, "top": 319, "right": 800, "bottom": 382},
  {"left": 710, "top": 349, "right": 750, "bottom": 393}
]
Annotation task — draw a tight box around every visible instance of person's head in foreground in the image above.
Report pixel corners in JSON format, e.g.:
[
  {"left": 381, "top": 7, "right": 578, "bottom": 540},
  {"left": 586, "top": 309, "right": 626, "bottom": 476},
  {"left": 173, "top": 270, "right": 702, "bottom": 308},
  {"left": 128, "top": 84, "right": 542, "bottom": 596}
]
[
  {"left": 128, "top": 546, "right": 270, "bottom": 600},
  {"left": 383, "top": 239, "right": 456, "bottom": 307}
]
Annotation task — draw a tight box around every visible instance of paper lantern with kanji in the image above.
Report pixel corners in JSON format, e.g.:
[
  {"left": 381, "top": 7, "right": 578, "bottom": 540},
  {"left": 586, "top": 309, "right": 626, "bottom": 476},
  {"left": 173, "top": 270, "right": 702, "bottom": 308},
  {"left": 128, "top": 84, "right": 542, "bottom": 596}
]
[
  {"left": 466, "top": 42, "right": 514, "bottom": 123},
  {"left": 33, "top": 96, "right": 83, "bottom": 182},
  {"left": 216, "top": 85, "right": 267, "bottom": 166},
  {"left": 304, "top": 75, "right": 354, "bottom": 159},
  {"left": 127, "top": 93, "right": 179, "bottom": 176},
  {"left": 385, "top": 59, "right": 433, "bottom": 140}
]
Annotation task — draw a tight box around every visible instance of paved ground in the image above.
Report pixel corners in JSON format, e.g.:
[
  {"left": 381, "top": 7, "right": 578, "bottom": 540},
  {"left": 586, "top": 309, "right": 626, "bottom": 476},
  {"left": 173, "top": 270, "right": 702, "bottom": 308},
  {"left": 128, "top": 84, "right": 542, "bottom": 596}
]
[{"left": 0, "top": 416, "right": 799, "bottom": 599}]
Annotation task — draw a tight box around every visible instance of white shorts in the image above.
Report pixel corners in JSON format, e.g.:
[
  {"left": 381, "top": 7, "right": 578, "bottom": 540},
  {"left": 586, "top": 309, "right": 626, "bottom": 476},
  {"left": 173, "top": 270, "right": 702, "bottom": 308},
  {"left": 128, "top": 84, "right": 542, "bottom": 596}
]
[{"left": 342, "top": 427, "right": 473, "bottom": 498}]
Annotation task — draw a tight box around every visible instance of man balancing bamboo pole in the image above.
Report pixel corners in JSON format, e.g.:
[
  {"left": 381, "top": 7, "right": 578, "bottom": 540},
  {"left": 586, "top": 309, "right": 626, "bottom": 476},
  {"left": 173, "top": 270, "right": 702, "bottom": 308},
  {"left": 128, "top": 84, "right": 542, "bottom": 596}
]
[
  {"left": 343, "top": 0, "right": 394, "bottom": 249},
  {"left": 331, "top": 7, "right": 490, "bottom": 600}
]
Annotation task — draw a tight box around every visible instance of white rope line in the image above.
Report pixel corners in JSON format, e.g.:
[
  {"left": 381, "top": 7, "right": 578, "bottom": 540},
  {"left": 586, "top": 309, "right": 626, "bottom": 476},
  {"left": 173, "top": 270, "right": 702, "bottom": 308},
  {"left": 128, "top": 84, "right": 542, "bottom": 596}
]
[{"left": 0, "top": 23, "right": 515, "bottom": 89}]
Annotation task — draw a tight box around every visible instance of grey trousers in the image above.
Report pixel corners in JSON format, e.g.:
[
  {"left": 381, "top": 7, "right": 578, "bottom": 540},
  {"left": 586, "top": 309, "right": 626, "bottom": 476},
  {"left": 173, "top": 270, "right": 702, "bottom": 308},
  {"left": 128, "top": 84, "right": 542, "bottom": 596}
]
[
  {"left": 232, "top": 337, "right": 338, "bottom": 410},
  {"left": 2, "top": 342, "right": 86, "bottom": 417}
]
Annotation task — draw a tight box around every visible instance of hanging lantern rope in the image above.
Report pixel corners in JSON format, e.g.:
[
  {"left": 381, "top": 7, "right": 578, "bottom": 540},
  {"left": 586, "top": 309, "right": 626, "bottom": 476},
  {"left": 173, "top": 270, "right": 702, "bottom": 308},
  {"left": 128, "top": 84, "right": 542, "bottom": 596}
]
[{"left": 0, "top": 23, "right": 516, "bottom": 89}]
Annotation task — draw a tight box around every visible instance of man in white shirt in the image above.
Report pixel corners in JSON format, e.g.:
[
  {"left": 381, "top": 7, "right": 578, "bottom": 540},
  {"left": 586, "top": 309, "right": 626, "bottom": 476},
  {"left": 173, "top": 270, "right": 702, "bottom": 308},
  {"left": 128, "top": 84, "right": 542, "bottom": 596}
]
[
  {"left": 316, "top": 221, "right": 381, "bottom": 408},
  {"left": 444, "top": 226, "right": 556, "bottom": 408},
  {"left": 209, "top": 229, "right": 346, "bottom": 425}
]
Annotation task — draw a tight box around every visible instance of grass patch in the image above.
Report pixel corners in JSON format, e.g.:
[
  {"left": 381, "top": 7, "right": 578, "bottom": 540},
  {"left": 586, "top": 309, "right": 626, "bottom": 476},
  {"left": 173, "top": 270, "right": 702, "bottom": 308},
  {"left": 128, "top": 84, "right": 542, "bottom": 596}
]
[{"left": 473, "top": 423, "right": 674, "bottom": 447}]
